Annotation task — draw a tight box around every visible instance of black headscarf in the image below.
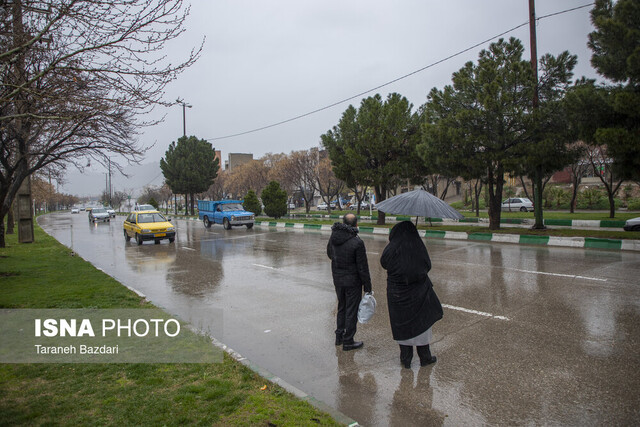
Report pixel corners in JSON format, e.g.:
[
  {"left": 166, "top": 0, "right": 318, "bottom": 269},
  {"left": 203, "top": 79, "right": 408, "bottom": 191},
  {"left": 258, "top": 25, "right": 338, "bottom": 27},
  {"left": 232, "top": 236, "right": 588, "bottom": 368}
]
[{"left": 382, "top": 221, "right": 431, "bottom": 286}]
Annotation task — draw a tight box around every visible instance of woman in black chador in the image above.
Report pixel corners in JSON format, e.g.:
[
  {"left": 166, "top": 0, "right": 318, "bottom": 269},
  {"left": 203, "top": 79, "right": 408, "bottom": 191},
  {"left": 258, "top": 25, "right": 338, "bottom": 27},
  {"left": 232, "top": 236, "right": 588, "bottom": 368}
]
[{"left": 381, "top": 221, "right": 443, "bottom": 368}]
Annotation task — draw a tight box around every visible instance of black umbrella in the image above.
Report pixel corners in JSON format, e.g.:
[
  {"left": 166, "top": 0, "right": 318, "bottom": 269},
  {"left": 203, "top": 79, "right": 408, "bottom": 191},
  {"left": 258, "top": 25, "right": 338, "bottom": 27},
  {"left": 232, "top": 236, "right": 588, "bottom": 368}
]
[{"left": 376, "top": 189, "right": 464, "bottom": 224}]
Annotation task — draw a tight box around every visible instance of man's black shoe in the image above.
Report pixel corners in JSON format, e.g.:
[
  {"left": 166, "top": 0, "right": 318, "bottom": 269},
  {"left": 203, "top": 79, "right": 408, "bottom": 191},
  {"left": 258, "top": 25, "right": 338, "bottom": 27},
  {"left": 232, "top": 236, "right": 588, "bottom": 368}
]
[
  {"left": 343, "top": 341, "right": 363, "bottom": 351},
  {"left": 335, "top": 335, "right": 343, "bottom": 346}
]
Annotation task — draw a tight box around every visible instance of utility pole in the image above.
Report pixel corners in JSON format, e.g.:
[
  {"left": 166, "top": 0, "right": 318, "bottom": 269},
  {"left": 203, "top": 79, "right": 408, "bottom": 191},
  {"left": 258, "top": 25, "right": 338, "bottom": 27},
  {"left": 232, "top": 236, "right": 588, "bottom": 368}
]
[
  {"left": 529, "top": 0, "right": 545, "bottom": 229},
  {"left": 529, "top": 0, "right": 539, "bottom": 108}
]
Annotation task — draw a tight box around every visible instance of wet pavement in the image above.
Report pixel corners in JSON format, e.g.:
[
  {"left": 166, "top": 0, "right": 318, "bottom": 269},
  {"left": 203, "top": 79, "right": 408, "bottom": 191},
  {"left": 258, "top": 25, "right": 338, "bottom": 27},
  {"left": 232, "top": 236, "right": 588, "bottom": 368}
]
[{"left": 39, "top": 213, "right": 640, "bottom": 426}]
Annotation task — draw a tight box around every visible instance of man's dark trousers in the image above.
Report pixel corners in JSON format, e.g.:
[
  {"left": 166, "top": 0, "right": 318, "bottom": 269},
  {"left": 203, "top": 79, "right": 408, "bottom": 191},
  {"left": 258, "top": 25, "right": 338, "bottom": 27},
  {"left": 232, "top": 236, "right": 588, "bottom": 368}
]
[{"left": 335, "top": 286, "right": 362, "bottom": 344}]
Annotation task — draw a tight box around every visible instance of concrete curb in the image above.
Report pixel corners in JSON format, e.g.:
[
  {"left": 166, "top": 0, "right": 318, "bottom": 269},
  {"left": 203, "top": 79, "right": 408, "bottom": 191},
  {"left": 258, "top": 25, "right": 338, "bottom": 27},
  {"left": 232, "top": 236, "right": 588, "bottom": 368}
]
[{"left": 254, "top": 221, "right": 640, "bottom": 252}]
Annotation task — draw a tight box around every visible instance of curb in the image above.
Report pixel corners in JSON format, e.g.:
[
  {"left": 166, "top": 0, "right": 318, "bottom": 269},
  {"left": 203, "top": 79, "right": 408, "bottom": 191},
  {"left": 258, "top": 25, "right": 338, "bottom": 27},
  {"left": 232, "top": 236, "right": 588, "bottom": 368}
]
[{"left": 254, "top": 221, "right": 640, "bottom": 252}]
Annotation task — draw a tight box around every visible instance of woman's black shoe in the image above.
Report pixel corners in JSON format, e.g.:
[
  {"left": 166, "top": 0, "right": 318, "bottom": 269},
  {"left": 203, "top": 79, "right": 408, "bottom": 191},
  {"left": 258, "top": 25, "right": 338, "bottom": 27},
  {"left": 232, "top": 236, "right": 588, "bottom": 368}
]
[
  {"left": 417, "top": 345, "right": 437, "bottom": 366},
  {"left": 400, "top": 345, "right": 413, "bottom": 368}
]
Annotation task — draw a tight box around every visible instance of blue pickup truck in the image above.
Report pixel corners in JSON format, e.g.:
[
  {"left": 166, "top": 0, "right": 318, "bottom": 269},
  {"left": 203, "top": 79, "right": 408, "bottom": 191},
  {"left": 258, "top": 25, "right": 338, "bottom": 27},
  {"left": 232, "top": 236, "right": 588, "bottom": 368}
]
[{"left": 197, "top": 200, "right": 255, "bottom": 230}]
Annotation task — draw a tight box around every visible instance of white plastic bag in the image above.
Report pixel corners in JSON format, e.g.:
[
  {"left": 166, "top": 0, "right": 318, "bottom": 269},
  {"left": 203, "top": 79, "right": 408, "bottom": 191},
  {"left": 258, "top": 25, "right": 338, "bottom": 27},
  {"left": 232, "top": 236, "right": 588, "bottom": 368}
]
[{"left": 358, "top": 292, "right": 376, "bottom": 324}]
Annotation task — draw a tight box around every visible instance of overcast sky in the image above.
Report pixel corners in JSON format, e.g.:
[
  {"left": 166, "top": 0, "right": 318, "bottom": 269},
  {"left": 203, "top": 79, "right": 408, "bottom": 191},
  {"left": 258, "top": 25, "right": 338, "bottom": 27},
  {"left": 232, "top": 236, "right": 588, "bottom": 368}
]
[{"left": 64, "top": 0, "right": 602, "bottom": 195}]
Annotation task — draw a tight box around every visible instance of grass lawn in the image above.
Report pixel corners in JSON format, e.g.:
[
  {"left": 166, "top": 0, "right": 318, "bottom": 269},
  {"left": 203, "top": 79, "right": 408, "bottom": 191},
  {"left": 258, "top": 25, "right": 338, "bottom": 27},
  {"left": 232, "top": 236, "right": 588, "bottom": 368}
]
[{"left": 0, "top": 225, "right": 340, "bottom": 426}]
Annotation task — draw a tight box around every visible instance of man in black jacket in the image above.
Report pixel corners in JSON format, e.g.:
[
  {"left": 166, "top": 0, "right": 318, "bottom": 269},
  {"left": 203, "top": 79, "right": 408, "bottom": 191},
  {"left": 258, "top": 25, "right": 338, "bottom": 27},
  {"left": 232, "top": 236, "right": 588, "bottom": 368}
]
[{"left": 327, "top": 213, "right": 372, "bottom": 351}]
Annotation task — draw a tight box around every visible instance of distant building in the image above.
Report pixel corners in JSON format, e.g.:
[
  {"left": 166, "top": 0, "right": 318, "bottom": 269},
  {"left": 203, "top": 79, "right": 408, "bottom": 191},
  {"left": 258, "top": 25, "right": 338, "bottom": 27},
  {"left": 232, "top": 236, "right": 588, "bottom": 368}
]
[{"left": 226, "top": 153, "right": 253, "bottom": 172}]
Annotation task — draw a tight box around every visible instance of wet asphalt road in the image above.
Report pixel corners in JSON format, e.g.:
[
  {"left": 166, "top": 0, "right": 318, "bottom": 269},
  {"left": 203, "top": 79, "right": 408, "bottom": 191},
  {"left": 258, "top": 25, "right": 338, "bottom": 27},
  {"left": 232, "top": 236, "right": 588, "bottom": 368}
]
[{"left": 39, "top": 213, "right": 640, "bottom": 426}]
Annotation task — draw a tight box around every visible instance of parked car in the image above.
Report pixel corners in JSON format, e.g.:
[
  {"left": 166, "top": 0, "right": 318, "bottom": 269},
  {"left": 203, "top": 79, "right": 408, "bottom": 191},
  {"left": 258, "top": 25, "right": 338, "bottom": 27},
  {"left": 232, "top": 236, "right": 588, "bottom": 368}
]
[
  {"left": 89, "top": 207, "right": 110, "bottom": 222},
  {"left": 71, "top": 207, "right": 79, "bottom": 214},
  {"left": 623, "top": 217, "right": 640, "bottom": 232},
  {"left": 123, "top": 210, "right": 175, "bottom": 244},
  {"left": 105, "top": 206, "right": 116, "bottom": 217},
  {"left": 317, "top": 203, "right": 336, "bottom": 211},
  {"left": 349, "top": 201, "right": 375, "bottom": 210},
  {"left": 501, "top": 197, "right": 534, "bottom": 212},
  {"left": 288, "top": 203, "right": 296, "bottom": 209}
]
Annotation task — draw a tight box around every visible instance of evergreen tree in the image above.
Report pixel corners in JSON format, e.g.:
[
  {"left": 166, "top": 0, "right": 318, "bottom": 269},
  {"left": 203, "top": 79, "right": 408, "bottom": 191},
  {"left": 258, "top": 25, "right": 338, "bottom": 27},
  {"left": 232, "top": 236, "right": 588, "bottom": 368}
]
[
  {"left": 160, "top": 136, "right": 219, "bottom": 215},
  {"left": 261, "top": 181, "right": 287, "bottom": 219},
  {"left": 243, "top": 190, "right": 262, "bottom": 215}
]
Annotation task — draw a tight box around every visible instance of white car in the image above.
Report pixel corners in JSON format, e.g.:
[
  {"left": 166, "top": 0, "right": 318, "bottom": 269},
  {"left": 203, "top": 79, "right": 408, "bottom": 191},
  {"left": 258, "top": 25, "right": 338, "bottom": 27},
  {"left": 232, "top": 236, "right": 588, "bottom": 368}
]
[
  {"left": 624, "top": 217, "right": 640, "bottom": 232},
  {"left": 89, "top": 207, "right": 110, "bottom": 222},
  {"left": 71, "top": 207, "right": 80, "bottom": 214},
  {"left": 105, "top": 206, "right": 116, "bottom": 217},
  {"left": 317, "top": 203, "right": 336, "bottom": 211},
  {"left": 501, "top": 197, "right": 534, "bottom": 212}
]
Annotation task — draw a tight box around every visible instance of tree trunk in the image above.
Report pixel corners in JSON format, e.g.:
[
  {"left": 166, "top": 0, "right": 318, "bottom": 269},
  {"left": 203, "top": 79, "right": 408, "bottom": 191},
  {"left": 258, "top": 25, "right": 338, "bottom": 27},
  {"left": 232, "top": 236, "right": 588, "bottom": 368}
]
[
  {"left": 532, "top": 170, "right": 546, "bottom": 229},
  {"left": 375, "top": 186, "right": 386, "bottom": 225},
  {"left": 487, "top": 166, "right": 503, "bottom": 230},
  {"left": 474, "top": 180, "right": 483, "bottom": 217},
  {"left": 7, "top": 203, "right": 15, "bottom": 234},
  {"left": 608, "top": 192, "right": 615, "bottom": 218}
]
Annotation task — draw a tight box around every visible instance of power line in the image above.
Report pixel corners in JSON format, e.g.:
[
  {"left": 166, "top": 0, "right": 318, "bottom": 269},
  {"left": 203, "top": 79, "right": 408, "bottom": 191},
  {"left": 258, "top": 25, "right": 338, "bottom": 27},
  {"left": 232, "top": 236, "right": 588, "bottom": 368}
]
[{"left": 207, "top": 2, "right": 594, "bottom": 142}]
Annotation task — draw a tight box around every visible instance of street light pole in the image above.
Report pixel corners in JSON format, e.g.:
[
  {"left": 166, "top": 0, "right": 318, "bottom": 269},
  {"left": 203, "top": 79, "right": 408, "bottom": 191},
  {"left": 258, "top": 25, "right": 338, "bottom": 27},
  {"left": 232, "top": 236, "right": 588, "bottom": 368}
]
[
  {"left": 174, "top": 98, "right": 192, "bottom": 215},
  {"left": 175, "top": 98, "right": 192, "bottom": 137}
]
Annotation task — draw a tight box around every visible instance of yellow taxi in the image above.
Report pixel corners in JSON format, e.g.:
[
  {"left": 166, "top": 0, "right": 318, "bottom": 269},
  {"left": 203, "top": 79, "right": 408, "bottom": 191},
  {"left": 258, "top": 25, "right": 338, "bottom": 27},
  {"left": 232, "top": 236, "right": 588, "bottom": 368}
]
[{"left": 123, "top": 210, "right": 176, "bottom": 245}]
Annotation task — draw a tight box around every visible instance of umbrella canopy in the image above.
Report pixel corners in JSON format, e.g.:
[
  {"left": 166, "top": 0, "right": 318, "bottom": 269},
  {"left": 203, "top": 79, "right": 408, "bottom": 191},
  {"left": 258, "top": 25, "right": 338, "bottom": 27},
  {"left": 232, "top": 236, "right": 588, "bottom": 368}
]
[{"left": 376, "top": 189, "right": 464, "bottom": 220}]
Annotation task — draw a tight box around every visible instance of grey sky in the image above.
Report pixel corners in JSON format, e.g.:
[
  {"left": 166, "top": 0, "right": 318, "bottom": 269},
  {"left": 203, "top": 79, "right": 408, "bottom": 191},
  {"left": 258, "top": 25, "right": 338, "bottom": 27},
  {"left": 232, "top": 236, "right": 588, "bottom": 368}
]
[{"left": 63, "top": 1, "right": 601, "bottom": 196}]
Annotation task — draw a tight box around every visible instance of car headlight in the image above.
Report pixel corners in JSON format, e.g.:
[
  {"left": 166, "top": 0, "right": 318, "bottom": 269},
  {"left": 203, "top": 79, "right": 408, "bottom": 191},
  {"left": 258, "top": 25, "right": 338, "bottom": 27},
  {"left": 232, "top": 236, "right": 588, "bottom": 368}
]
[
  {"left": 167, "top": 227, "right": 175, "bottom": 232},
  {"left": 142, "top": 229, "right": 151, "bottom": 233},
  {"left": 231, "top": 215, "right": 235, "bottom": 221}
]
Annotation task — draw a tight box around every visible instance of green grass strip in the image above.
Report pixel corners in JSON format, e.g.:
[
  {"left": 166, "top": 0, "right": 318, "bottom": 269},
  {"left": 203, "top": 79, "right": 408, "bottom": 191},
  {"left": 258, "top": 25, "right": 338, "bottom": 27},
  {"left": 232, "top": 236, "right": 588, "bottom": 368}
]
[
  {"left": 519, "top": 235, "right": 550, "bottom": 246},
  {"left": 0, "top": 224, "right": 340, "bottom": 426},
  {"left": 584, "top": 237, "right": 622, "bottom": 250}
]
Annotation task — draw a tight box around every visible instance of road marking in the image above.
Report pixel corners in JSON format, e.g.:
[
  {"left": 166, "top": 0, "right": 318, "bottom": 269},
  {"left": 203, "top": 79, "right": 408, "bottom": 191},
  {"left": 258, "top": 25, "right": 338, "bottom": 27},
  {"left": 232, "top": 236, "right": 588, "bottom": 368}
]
[
  {"left": 442, "top": 304, "right": 510, "bottom": 321},
  {"left": 455, "top": 262, "right": 608, "bottom": 283},
  {"left": 507, "top": 267, "right": 607, "bottom": 282},
  {"left": 252, "top": 264, "right": 281, "bottom": 271},
  {"left": 181, "top": 247, "right": 196, "bottom": 251}
]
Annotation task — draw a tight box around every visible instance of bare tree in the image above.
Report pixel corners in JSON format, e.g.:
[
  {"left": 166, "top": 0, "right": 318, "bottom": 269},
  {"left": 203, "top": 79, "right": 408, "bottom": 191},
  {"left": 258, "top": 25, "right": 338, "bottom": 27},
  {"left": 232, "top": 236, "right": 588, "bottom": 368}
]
[
  {"left": 567, "top": 141, "right": 589, "bottom": 213},
  {"left": 205, "top": 171, "right": 227, "bottom": 201},
  {"left": 0, "top": 0, "right": 202, "bottom": 247},
  {"left": 226, "top": 160, "right": 269, "bottom": 199},
  {"left": 288, "top": 149, "right": 318, "bottom": 213},
  {"left": 586, "top": 144, "right": 624, "bottom": 218},
  {"left": 316, "top": 157, "right": 344, "bottom": 214}
]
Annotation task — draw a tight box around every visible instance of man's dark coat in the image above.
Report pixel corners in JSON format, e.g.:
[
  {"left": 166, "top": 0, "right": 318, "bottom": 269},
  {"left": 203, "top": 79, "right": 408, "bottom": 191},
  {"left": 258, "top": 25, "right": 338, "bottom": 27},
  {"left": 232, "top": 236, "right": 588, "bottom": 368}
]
[{"left": 326, "top": 223, "right": 372, "bottom": 292}]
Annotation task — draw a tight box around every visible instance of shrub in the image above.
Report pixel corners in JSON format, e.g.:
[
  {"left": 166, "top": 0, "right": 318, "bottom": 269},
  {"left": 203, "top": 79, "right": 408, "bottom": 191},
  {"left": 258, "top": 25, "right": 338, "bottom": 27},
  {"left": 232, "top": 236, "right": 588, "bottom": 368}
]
[
  {"left": 628, "top": 198, "right": 640, "bottom": 211},
  {"left": 543, "top": 186, "right": 570, "bottom": 209},
  {"left": 243, "top": 190, "right": 262, "bottom": 215},
  {"left": 261, "top": 181, "right": 287, "bottom": 219}
]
